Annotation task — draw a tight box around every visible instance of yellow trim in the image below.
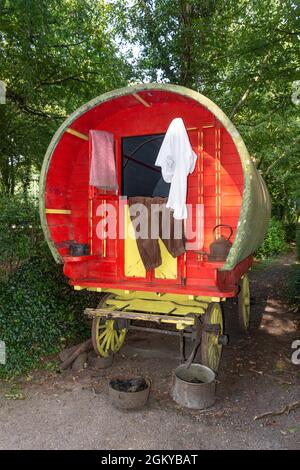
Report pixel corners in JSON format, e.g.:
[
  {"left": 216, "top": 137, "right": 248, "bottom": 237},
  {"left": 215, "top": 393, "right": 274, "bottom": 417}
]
[
  {"left": 154, "top": 239, "right": 177, "bottom": 279},
  {"left": 75, "top": 286, "right": 222, "bottom": 304},
  {"left": 132, "top": 93, "right": 151, "bottom": 107},
  {"left": 124, "top": 206, "right": 146, "bottom": 278},
  {"left": 45, "top": 208, "right": 71, "bottom": 214},
  {"left": 80, "top": 286, "right": 103, "bottom": 292},
  {"left": 66, "top": 128, "right": 89, "bottom": 141},
  {"left": 105, "top": 297, "right": 206, "bottom": 315}
]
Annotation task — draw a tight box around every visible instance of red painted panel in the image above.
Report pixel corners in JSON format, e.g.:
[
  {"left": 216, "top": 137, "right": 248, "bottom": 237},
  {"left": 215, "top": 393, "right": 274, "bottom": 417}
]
[
  {"left": 220, "top": 206, "right": 241, "bottom": 217},
  {"left": 205, "top": 217, "right": 238, "bottom": 229},
  {"left": 46, "top": 214, "right": 72, "bottom": 228},
  {"left": 49, "top": 225, "right": 73, "bottom": 242},
  {"left": 204, "top": 174, "right": 244, "bottom": 186},
  {"left": 221, "top": 164, "right": 243, "bottom": 176}
]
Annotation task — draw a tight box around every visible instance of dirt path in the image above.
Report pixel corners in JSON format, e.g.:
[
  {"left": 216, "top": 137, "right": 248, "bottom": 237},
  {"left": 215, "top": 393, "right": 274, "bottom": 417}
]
[{"left": 0, "top": 253, "right": 299, "bottom": 450}]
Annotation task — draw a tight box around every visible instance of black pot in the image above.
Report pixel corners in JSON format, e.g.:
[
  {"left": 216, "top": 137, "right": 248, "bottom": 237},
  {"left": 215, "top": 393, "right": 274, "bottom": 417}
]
[{"left": 69, "top": 243, "right": 89, "bottom": 256}]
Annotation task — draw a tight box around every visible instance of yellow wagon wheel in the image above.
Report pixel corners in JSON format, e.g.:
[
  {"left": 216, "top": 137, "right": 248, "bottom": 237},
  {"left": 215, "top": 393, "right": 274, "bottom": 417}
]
[
  {"left": 238, "top": 275, "right": 250, "bottom": 333},
  {"left": 201, "top": 303, "right": 223, "bottom": 372},
  {"left": 91, "top": 294, "right": 128, "bottom": 358}
]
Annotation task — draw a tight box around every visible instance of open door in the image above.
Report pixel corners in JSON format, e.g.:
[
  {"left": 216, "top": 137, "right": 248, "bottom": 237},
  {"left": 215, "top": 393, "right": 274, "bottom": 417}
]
[{"left": 122, "top": 134, "right": 179, "bottom": 282}]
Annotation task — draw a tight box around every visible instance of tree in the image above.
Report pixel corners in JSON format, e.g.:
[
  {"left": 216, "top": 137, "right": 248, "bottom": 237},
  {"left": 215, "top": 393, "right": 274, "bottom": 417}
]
[
  {"left": 119, "top": 0, "right": 300, "bottom": 226},
  {"left": 0, "top": 0, "right": 132, "bottom": 194}
]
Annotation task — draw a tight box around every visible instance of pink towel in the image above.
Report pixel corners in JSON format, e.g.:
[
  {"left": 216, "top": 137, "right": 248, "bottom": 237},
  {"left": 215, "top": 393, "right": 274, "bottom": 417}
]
[{"left": 89, "top": 130, "right": 118, "bottom": 191}]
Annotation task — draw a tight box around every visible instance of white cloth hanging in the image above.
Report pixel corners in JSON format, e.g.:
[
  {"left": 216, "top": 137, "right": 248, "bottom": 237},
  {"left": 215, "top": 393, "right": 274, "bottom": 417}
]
[{"left": 155, "top": 118, "right": 197, "bottom": 219}]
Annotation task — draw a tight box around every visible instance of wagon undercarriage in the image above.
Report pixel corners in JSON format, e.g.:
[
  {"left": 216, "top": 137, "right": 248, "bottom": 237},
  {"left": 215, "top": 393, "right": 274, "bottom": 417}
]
[{"left": 84, "top": 286, "right": 249, "bottom": 371}]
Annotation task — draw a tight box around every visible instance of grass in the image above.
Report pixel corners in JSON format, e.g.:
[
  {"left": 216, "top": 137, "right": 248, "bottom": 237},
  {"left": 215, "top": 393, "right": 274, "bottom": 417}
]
[{"left": 251, "top": 257, "right": 277, "bottom": 272}]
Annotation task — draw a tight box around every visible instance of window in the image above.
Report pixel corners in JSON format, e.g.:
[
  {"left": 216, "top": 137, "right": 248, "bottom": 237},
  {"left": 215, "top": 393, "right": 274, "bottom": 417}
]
[{"left": 122, "top": 134, "right": 170, "bottom": 197}]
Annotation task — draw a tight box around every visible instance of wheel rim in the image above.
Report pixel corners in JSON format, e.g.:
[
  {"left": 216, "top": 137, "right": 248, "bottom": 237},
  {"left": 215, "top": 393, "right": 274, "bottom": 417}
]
[
  {"left": 93, "top": 317, "right": 127, "bottom": 358},
  {"left": 92, "top": 294, "right": 127, "bottom": 357},
  {"left": 241, "top": 276, "right": 250, "bottom": 329},
  {"left": 202, "top": 303, "right": 223, "bottom": 371},
  {"left": 207, "top": 304, "right": 223, "bottom": 370}
]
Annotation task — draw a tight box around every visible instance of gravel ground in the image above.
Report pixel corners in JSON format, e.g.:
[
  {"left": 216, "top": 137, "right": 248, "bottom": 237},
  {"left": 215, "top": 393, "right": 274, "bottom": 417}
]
[{"left": 0, "top": 252, "right": 299, "bottom": 450}]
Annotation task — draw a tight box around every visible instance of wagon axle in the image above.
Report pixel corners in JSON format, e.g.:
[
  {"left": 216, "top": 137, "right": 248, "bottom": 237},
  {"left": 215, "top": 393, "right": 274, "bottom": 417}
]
[{"left": 179, "top": 315, "right": 228, "bottom": 368}]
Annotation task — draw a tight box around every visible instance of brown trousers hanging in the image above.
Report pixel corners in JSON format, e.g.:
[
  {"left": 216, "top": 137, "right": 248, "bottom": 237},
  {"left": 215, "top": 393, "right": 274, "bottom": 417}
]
[{"left": 128, "top": 196, "right": 186, "bottom": 271}]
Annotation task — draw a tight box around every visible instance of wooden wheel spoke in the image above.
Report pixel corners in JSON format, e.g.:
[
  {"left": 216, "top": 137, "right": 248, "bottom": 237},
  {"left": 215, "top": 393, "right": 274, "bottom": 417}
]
[
  {"left": 98, "top": 329, "right": 108, "bottom": 341},
  {"left": 104, "top": 332, "right": 112, "bottom": 351},
  {"left": 99, "top": 333, "right": 109, "bottom": 348},
  {"left": 92, "top": 302, "right": 128, "bottom": 358}
]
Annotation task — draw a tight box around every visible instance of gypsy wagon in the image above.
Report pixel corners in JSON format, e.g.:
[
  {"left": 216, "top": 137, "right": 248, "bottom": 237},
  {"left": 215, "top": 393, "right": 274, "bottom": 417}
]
[{"left": 40, "top": 84, "right": 271, "bottom": 371}]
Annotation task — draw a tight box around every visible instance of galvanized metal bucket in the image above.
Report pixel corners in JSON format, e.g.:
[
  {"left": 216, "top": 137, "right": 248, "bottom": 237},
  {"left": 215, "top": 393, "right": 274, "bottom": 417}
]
[
  {"left": 109, "top": 377, "right": 151, "bottom": 410},
  {"left": 171, "top": 364, "right": 216, "bottom": 410}
]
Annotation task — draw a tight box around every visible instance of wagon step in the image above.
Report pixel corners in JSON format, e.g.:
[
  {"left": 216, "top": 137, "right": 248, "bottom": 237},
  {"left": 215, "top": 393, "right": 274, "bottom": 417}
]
[{"left": 84, "top": 307, "right": 195, "bottom": 330}]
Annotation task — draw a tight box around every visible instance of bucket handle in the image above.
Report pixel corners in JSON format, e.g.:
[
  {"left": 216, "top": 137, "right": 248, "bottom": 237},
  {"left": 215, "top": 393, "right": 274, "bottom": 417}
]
[{"left": 213, "top": 224, "right": 233, "bottom": 241}]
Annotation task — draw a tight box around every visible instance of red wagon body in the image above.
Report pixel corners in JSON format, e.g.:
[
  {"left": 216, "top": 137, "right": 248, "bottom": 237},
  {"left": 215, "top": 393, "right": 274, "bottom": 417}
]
[{"left": 40, "top": 84, "right": 271, "bottom": 368}]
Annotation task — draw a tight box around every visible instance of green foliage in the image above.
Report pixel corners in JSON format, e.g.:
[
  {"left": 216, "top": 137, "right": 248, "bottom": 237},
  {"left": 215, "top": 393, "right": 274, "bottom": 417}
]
[
  {"left": 296, "top": 223, "right": 300, "bottom": 261},
  {"left": 256, "top": 217, "right": 288, "bottom": 259},
  {"left": 120, "top": 0, "right": 300, "bottom": 231},
  {"left": 0, "top": 0, "right": 132, "bottom": 194},
  {"left": 284, "top": 223, "right": 297, "bottom": 243},
  {"left": 0, "top": 256, "right": 99, "bottom": 378},
  {"left": 0, "top": 193, "right": 46, "bottom": 276},
  {"left": 4, "top": 384, "right": 26, "bottom": 400}
]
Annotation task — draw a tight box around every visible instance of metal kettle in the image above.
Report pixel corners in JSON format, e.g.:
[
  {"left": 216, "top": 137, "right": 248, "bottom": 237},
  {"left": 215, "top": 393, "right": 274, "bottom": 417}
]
[
  {"left": 207, "top": 224, "right": 233, "bottom": 261},
  {"left": 194, "top": 224, "right": 233, "bottom": 261}
]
